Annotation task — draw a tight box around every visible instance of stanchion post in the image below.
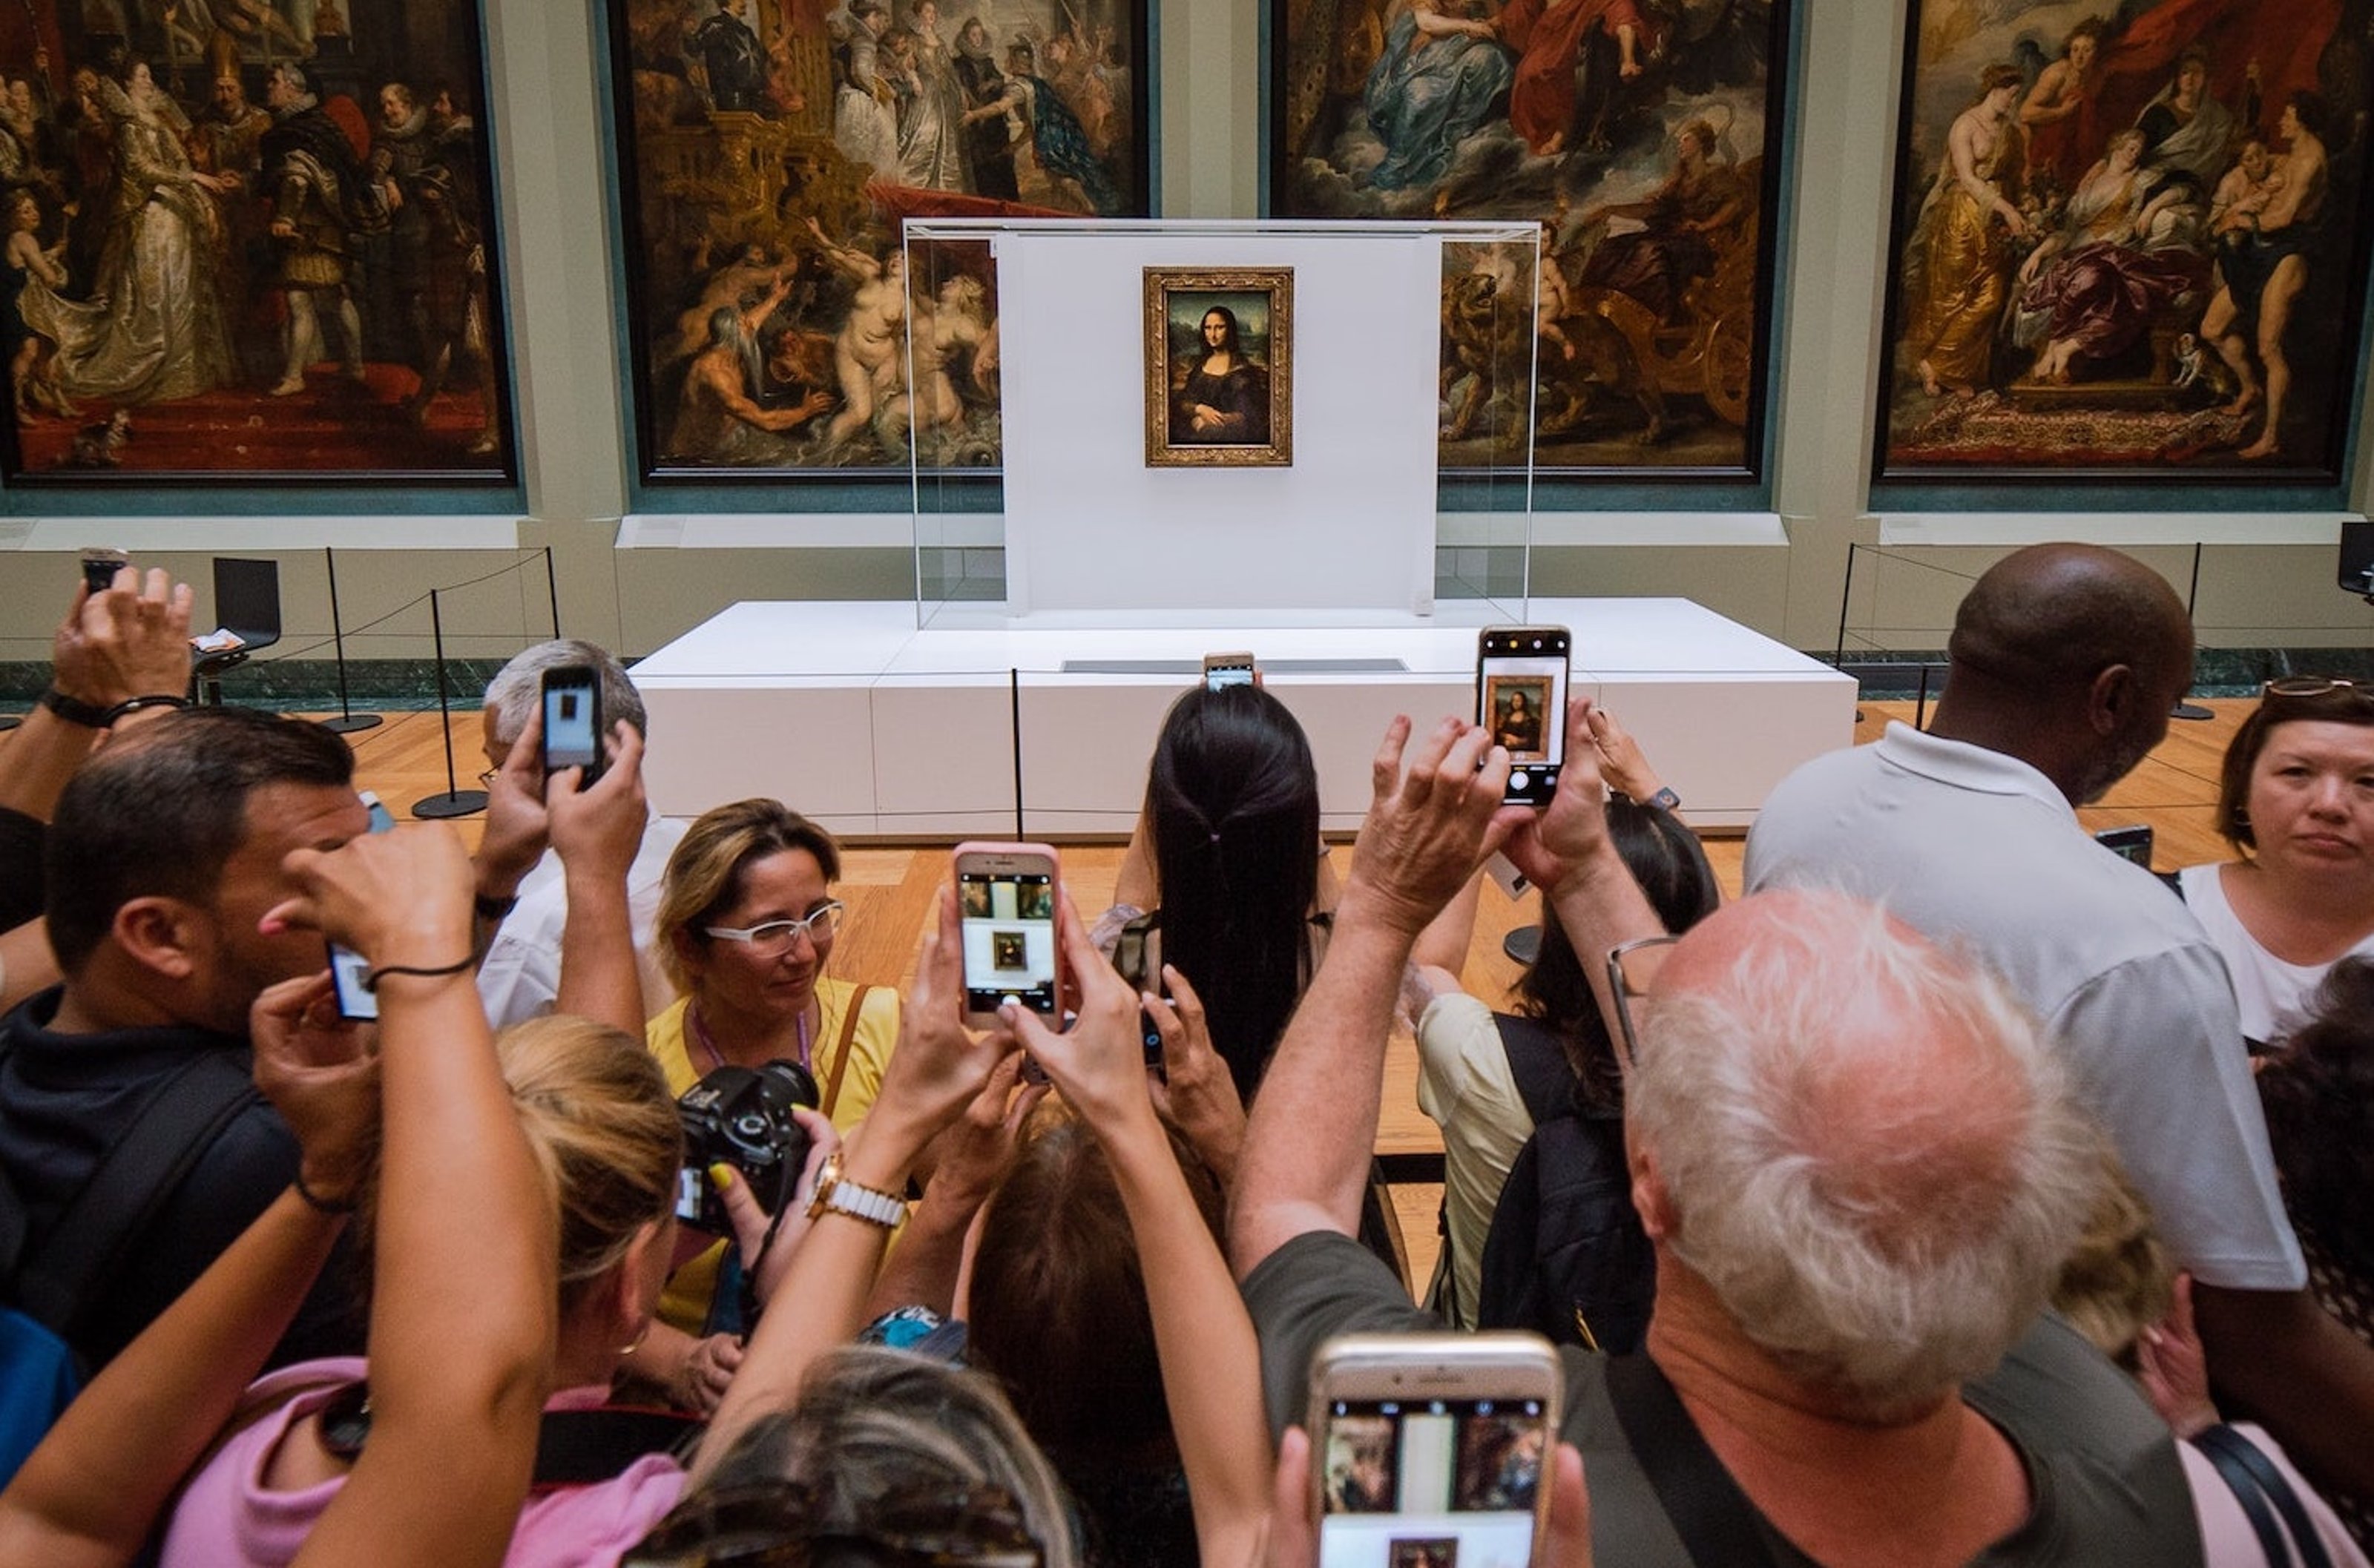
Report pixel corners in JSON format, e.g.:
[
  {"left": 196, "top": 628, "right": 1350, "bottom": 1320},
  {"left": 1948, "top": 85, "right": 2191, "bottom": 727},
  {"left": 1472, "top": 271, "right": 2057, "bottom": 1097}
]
[
  {"left": 412, "top": 588, "right": 488, "bottom": 820},
  {"left": 318, "top": 546, "right": 383, "bottom": 735}
]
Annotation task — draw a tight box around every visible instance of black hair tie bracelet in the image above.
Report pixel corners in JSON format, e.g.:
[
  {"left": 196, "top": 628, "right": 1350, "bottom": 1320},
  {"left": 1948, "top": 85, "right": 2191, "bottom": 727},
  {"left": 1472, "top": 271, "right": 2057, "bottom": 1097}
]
[{"left": 362, "top": 956, "right": 476, "bottom": 992}]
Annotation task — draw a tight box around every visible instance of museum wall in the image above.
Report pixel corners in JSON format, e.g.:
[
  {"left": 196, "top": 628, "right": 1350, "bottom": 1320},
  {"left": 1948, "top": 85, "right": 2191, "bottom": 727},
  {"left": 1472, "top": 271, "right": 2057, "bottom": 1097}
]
[{"left": 1, "top": 0, "right": 2371, "bottom": 679}]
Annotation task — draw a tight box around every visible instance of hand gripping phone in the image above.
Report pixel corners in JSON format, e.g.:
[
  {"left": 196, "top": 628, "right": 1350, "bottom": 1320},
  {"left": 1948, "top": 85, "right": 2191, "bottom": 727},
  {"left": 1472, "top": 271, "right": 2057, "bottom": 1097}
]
[
  {"left": 1477, "top": 627, "right": 1571, "bottom": 807},
  {"left": 1307, "top": 1332, "right": 1564, "bottom": 1566},
  {"left": 953, "top": 842, "right": 1064, "bottom": 1027},
  {"left": 539, "top": 665, "right": 605, "bottom": 788}
]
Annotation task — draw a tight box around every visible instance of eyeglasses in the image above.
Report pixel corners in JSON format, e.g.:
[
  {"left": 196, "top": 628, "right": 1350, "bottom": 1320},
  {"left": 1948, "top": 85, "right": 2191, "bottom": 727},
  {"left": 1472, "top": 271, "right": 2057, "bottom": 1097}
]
[
  {"left": 2263, "top": 676, "right": 2374, "bottom": 701},
  {"left": 705, "top": 901, "right": 845, "bottom": 955},
  {"left": 622, "top": 1480, "right": 1043, "bottom": 1567},
  {"left": 1605, "top": 934, "right": 1682, "bottom": 1067},
  {"left": 477, "top": 767, "right": 501, "bottom": 786}
]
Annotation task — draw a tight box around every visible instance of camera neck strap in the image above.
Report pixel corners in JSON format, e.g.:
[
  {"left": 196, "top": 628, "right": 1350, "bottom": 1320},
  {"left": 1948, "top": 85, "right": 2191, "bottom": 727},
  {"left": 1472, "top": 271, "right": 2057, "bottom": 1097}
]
[{"left": 1602, "top": 1353, "right": 1784, "bottom": 1568}]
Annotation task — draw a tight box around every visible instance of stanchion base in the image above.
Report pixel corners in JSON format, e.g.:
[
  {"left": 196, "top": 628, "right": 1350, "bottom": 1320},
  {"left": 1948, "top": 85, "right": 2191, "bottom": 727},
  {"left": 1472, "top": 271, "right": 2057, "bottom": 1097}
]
[
  {"left": 1502, "top": 924, "right": 1542, "bottom": 966},
  {"left": 412, "top": 789, "right": 488, "bottom": 820},
  {"left": 2171, "top": 701, "right": 2214, "bottom": 722},
  {"left": 319, "top": 714, "right": 384, "bottom": 734}
]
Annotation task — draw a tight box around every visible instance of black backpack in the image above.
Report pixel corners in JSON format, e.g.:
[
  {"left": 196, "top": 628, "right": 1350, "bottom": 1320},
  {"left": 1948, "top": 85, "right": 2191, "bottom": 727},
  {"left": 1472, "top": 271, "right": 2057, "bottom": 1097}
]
[{"left": 1470, "top": 1014, "right": 1656, "bottom": 1353}]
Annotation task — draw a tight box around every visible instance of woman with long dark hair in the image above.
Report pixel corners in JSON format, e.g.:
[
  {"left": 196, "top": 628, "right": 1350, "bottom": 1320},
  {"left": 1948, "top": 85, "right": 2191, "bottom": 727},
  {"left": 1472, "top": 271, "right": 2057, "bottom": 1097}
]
[{"left": 1103, "top": 682, "right": 1329, "bottom": 1102}]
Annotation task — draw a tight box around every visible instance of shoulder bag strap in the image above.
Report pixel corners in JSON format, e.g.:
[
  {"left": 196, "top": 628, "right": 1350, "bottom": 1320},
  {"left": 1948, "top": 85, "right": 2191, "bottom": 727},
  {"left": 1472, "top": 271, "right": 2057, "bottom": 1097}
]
[
  {"left": 2193, "top": 1424, "right": 2335, "bottom": 1568},
  {"left": 16, "top": 1050, "right": 259, "bottom": 1337},
  {"left": 1602, "top": 1354, "right": 1783, "bottom": 1568},
  {"left": 820, "top": 984, "right": 872, "bottom": 1121}
]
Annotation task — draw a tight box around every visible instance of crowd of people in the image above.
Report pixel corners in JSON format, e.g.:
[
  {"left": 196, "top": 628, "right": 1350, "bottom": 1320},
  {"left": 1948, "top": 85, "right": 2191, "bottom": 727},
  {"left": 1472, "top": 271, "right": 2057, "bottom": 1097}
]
[{"left": 0, "top": 541, "right": 2371, "bottom": 1567}]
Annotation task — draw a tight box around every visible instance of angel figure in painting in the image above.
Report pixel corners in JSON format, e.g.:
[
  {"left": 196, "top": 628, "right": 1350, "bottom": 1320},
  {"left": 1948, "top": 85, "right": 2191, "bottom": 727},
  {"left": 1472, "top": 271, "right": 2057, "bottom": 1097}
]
[
  {"left": 1169, "top": 306, "right": 1269, "bottom": 445},
  {"left": 1903, "top": 63, "right": 2031, "bottom": 398}
]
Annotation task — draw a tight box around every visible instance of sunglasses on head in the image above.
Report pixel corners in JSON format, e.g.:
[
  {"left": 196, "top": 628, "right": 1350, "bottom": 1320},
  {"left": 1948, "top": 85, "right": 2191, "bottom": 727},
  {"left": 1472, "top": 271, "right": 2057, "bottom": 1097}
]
[
  {"left": 622, "top": 1480, "right": 1043, "bottom": 1568},
  {"left": 2262, "top": 676, "right": 2374, "bottom": 706}
]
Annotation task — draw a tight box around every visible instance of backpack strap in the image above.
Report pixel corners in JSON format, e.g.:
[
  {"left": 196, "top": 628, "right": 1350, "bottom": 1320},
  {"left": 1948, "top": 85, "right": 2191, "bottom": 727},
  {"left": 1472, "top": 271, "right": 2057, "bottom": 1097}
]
[
  {"left": 2191, "top": 1423, "right": 2335, "bottom": 1568},
  {"left": 819, "top": 984, "right": 872, "bottom": 1121},
  {"left": 1602, "top": 1354, "right": 1783, "bottom": 1568},
  {"left": 1491, "top": 1012, "right": 1578, "bottom": 1129},
  {"left": 13, "top": 1050, "right": 259, "bottom": 1342}
]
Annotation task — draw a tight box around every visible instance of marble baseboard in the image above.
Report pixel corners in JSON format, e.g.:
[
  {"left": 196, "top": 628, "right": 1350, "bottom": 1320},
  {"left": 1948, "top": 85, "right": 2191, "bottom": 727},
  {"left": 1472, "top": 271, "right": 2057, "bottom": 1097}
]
[{"left": 1831, "top": 647, "right": 2374, "bottom": 699}]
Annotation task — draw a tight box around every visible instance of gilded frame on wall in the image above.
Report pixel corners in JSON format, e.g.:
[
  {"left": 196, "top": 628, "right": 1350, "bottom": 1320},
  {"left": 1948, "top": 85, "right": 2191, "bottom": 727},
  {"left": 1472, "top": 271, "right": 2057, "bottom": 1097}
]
[
  {"left": 605, "top": 0, "right": 1152, "bottom": 487},
  {"left": 1266, "top": 0, "right": 1792, "bottom": 482},
  {"left": 1872, "top": 0, "right": 2374, "bottom": 486},
  {"left": 0, "top": 0, "right": 517, "bottom": 486},
  {"left": 1143, "top": 266, "right": 1295, "bottom": 469}
]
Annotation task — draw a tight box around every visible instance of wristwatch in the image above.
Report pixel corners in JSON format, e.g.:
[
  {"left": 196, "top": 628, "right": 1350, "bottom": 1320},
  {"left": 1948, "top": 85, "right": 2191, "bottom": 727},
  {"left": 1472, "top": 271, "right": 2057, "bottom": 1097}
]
[{"left": 806, "top": 1150, "right": 905, "bottom": 1230}]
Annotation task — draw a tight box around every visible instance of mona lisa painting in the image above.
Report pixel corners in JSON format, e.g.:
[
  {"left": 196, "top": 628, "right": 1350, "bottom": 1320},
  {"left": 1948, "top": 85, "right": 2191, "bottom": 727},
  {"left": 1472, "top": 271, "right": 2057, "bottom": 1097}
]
[{"left": 1143, "top": 266, "right": 1295, "bottom": 467}]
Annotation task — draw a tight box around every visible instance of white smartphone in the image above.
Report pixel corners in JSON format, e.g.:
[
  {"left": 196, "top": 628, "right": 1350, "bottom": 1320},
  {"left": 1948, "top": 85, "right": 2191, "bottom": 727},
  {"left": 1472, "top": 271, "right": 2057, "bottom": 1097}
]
[
  {"left": 1306, "top": 1332, "right": 1563, "bottom": 1567},
  {"left": 953, "top": 842, "right": 1064, "bottom": 1028},
  {"left": 1203, "top": 650, "right": 1257, "bottom": 691},
  {"left": 1477, "top": 627, "right": 1572, "bottom": 808},
  {"left": 327, "top": 791, "right": 400, "bottom": 1021}
]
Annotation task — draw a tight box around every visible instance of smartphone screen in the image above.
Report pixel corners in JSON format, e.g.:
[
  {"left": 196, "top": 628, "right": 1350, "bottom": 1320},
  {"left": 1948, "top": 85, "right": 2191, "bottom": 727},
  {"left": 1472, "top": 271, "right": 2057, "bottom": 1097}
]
[
  {"left": 541, "top": 669, "right": 602, "bottom": 782},
  {"left": 79, "top": 548, "right": 128, "bottom": 595},
  {"left": 1478, "top": 627, "right": 1571, "bottom": 807},
  {"left": 1318, "top": 1395, "right": 1551, "bottom": 1564},
  {"left": 2093, "top": 824, "right": 2154, "bottom": 868},
  {"left": 1204, "top": 651, "right": 1257, "bottom": 691},
  {"left": 959, "top": 867, "right": 1059, "bottom": 1016}
]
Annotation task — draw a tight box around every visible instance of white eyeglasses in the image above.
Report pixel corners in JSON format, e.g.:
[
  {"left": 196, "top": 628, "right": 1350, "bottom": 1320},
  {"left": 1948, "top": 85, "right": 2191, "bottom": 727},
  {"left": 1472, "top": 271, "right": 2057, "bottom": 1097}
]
[{"left": 705, "top": 900, "right": 845, "bottom": 955}]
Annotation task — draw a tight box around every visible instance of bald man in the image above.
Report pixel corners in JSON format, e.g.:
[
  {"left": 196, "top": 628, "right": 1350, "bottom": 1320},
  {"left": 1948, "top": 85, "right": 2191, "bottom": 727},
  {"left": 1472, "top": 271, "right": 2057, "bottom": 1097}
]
[
  {"left": 1231, "top": 712, "right": 2200, "bottom": 1565},
  {"left": 1746, "top": 541, "right": 2374, "bottom": 1509}
]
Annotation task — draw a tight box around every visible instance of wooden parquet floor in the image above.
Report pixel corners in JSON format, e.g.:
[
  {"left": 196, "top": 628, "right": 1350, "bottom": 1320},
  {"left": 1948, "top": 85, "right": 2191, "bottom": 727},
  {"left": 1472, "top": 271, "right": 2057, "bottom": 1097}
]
[{"left": 329, "top": 696, "right": 2253, "bottom": 1295}]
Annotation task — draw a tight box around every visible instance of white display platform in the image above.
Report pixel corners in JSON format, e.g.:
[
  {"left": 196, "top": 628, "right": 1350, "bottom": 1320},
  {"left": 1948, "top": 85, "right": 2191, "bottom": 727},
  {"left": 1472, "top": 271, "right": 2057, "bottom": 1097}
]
[{"left": 629, "top": 600, "right": 1856, "bottom": 838}]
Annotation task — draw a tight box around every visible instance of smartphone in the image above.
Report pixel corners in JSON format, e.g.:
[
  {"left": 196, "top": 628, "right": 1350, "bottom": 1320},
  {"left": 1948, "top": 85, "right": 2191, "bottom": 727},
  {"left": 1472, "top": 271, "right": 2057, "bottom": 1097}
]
[
  {"left": 79, "top": 547, "right": 128, "bottom": 595},
  {"left": 1203, "top": 650, "right": 1257, "bottom": 691},
  {"left": 539, "top": 665, "right": 605, "bottom": 788},
  {"left": 953, "top": 842, "right": 1063, "bottom": 1027},
  {"left": 2094, "top": 823, "right": 2154, "bottom": 869},
  {"left": 1307, "top": 1332, "right": 1563, "bottom": 1565},
  {"left": 1477, "top": 627, "right": 1571, "bottom": 808},
  {"left": 328, "top": 791, "right": 401, "bottom": 1021}
]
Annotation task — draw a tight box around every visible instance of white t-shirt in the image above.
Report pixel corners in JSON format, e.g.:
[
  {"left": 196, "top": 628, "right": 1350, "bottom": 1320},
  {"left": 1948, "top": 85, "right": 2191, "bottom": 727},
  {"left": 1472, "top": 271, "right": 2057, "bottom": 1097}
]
[
  {"left": 478, "top": 811, "right": 688, "bottom": 1029},
  {"left": 2178, "top": 861, "right": 2374, "bottom": 1047},
  {"left": 1746, "top": 722, "right": 2304, "bottom": 1293}
]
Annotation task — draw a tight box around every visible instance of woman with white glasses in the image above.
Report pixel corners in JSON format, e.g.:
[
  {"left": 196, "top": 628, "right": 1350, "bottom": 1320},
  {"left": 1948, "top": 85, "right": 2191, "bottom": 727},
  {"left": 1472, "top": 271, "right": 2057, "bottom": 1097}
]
[{"left": 630, "top": 799, "right": 902, "bottom": 1414}]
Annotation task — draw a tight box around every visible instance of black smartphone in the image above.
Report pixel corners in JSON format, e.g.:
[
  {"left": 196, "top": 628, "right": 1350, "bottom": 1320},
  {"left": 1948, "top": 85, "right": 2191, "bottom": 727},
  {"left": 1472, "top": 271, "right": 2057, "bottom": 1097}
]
[
  {"left": 2093, "top": 824, "right": 2154, "bottom": 869},
  {"left": 79, "top": 547, "right": 128, "bottom": 595},
  {"left": 328, "top": 792, "right": 400, "bottom": 1022},
  {"left": 1477, "top": 626, "right": 1571, "bottom": 807},
  {"left": 539, "top": 665, "right": 605, "bottom": 787}
]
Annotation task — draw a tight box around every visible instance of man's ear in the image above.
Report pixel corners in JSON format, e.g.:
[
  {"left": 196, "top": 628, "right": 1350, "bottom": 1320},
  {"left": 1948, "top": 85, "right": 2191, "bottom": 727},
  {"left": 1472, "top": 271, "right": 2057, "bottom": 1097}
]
[
  {"left": 1629, "top": 1140, "right": 1675, "bottom": 1242},
  {"left": 2087, "top": 662, "right": 2138, "bottom": 737},
  {"left": 111, "top": 897, "right": 208, "bottom": 982}
]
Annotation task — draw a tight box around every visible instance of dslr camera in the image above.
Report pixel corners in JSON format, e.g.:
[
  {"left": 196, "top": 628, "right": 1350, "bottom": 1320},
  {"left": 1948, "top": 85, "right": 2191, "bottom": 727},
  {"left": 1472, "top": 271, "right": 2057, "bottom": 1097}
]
[{"left": 674, "top": 1059, "right": 819, "bottom": 1234}]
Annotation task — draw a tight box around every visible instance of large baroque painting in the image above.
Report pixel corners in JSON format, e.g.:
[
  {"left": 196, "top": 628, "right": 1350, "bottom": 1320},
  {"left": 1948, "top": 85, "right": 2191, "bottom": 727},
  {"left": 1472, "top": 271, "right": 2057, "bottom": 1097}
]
[
  {"left": 1875, "top": 0, "right": 2374, "bottom": 483},
  {"left": 1269, "top": 0, "right": 1791, "bottom": 478},
  {"left": 0, "top": 0, "right": 512, "bottom": 483},
  {"left": 609, "top": 0, "right": 1150, "bottom": 481}
]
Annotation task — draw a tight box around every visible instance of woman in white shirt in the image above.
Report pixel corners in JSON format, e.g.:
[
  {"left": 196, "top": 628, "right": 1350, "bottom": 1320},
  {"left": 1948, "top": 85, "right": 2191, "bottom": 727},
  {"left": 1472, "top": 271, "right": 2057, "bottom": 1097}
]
[{"left": 2180, "top": 678, "right": 2374, "bottom": 1047}]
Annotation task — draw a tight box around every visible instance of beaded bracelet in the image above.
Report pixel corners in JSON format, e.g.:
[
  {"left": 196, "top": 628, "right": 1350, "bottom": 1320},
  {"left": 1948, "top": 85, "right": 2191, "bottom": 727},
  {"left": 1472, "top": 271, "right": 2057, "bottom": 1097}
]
[{"left": 361, "top": 955, "right": 476, "bottom": 992}]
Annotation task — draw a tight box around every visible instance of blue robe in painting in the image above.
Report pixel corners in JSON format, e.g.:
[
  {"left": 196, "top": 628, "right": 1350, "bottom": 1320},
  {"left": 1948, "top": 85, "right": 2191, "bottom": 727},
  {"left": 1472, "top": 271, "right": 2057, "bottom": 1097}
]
[
  {"left": 1362, "top": 11, "right": 1515, "bottom": 191},
  {"left": 1023, "top": 73, "right": 1122, "bottom": 215}
]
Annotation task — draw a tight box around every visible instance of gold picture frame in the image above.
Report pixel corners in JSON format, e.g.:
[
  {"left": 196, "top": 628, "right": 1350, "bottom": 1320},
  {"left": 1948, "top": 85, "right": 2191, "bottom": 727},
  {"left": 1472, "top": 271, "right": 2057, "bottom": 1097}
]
[{"left": 1144, "top": 268, "right": 1294, "bottom": 467}]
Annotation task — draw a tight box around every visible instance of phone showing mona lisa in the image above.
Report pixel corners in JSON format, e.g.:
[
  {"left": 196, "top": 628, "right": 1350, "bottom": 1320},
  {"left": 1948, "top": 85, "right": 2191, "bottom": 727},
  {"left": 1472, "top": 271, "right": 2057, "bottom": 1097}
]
[{"left": 1476, "top": 627, "right": 1571, "bottom": 808}]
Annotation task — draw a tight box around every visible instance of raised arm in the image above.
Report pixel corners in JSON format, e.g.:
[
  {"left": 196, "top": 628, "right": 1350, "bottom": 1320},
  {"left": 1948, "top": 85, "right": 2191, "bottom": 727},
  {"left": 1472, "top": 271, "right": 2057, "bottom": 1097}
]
[
  {"left": 545, "top": 719, "right": 652, "bottom": 1035},
  {"left": 0, "top": 974, "right": 375, "bottom": 1568},
  {"left": 273, "top": 826, "right": 559, "bottom": 1568},
  {"left": 0, "top": 567, "right": 193, "bottom": 825},
  {"left": 1009, "top": 900, "right": 1272, "bottom": 1567},
  {"left": 690, "top": 885, "right": 1007, "bottom": 1483},
  {"left": 1229, "top": 716, "right": 1516, "bottom": 1277}
]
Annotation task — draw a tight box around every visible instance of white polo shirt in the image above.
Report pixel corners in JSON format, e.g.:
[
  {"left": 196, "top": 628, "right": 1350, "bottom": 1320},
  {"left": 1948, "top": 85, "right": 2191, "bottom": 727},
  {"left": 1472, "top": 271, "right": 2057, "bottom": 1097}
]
[
  {"left": 478, "top": 810, "right": 688, "bottom": 1030},
  {"left": 1746, "top": 722, "right": 2304, "bottom": 1292}
]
